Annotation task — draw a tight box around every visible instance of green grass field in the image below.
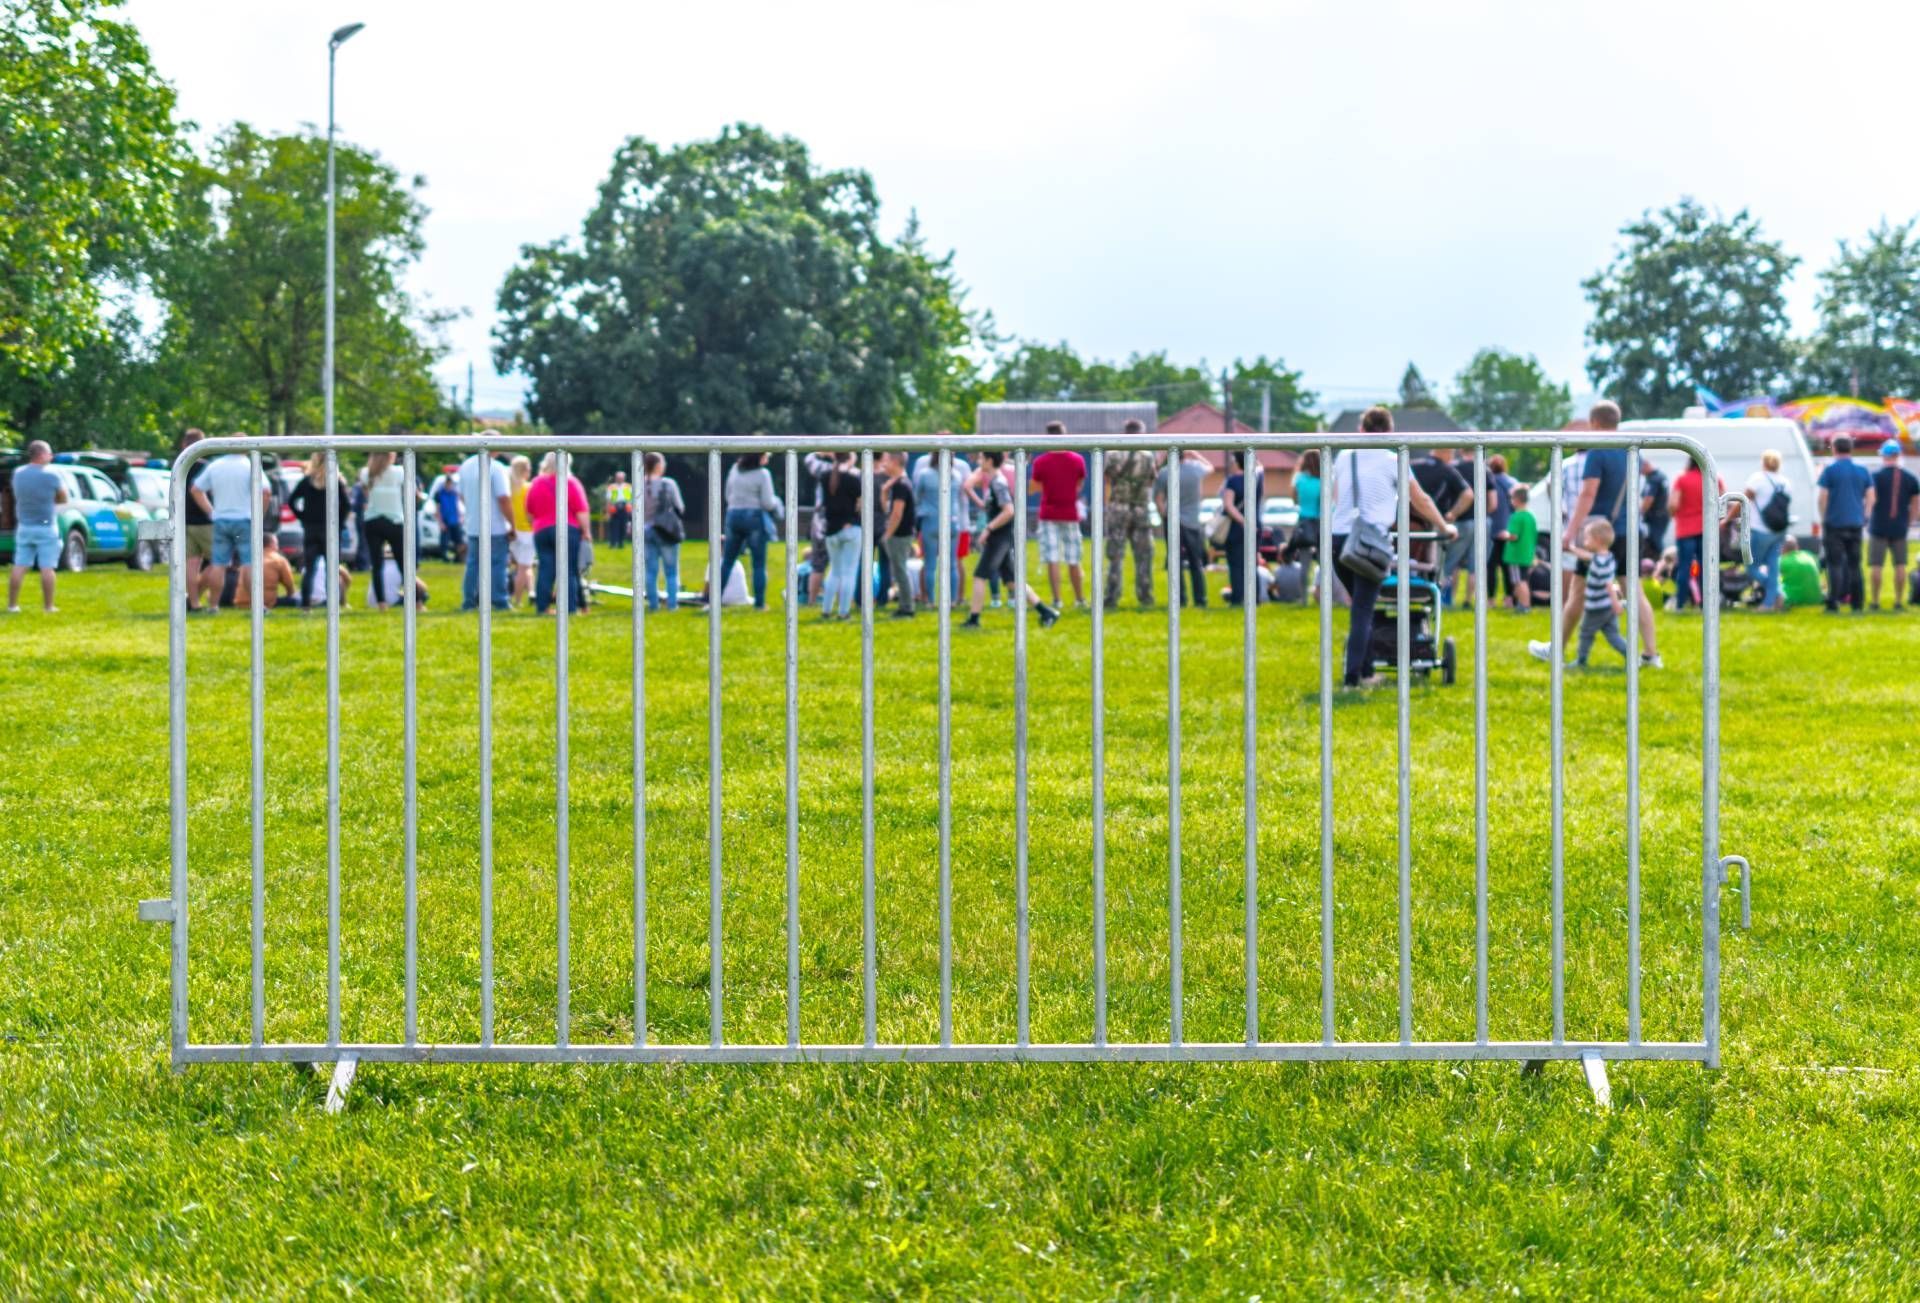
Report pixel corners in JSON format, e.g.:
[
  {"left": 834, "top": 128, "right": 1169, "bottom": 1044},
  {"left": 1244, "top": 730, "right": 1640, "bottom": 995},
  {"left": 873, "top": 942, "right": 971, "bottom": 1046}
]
[{"left": 4, "top": 548, "right": 1918, "bottom": 1295}]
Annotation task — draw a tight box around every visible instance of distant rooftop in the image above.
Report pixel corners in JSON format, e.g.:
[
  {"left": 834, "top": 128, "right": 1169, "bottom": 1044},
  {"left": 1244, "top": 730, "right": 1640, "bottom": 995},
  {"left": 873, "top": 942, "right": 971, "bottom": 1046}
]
[
  {"left": 975, "top": 401, "right": 1158, "bottom": 437},
  {"left": 1327, "top": 406, "right": 1463, "bottom": 435}
]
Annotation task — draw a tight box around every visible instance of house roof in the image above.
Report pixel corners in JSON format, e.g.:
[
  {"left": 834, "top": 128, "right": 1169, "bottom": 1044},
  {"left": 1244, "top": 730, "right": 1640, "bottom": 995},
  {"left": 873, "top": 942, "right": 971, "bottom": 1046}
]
[
  {"left": 1327, "top": 406, "right": 1463, "bottom": 435},
  {"left": 1157, "top": 402, "right": 1253, "bottom": 435},
  {"left": 975, "top": 401, "right": 1158, "bottom": 436},
  {"left": 1156, "top": 403, "right": 1301, "bottom": 470}
]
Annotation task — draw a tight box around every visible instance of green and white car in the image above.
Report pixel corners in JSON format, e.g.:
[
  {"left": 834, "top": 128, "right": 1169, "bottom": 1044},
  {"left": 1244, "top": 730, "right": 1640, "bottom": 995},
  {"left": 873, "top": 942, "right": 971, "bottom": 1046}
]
[{"left": 0, "top": 450, "right": 169, "bottom": 571}]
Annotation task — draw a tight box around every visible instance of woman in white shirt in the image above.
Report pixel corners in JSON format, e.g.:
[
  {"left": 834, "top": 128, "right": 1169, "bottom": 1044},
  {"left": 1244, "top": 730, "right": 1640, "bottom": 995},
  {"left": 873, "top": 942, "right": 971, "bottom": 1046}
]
[
  {"left": 1743, "top": 449, "right": 1787, "bottom": 611},
  {"left": 360, "top": 451, "right": 409, "bottom": 610},
  {"left": 1329, "top": 407, "right": 1455, "bottom": 688}
]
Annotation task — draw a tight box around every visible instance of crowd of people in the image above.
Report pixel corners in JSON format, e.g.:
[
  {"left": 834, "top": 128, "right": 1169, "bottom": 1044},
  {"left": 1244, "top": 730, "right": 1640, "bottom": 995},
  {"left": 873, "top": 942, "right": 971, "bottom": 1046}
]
[{"left": 14, "top": 412, "right": 1918, "bottom": 687}]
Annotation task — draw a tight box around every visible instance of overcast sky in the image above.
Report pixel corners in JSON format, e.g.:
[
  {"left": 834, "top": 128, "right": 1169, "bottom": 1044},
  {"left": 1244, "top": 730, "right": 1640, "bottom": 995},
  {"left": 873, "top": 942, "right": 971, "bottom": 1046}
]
[{"left": 124, "top": 0, "right": 1920, "bottom": 419}]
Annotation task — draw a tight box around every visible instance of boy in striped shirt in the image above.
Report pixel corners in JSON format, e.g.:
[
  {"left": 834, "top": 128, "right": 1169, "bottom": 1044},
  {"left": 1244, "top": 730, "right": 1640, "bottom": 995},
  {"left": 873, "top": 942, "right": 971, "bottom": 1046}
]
[{"left": 1529, "top": 516, "right": 1631, "bottom": 666}]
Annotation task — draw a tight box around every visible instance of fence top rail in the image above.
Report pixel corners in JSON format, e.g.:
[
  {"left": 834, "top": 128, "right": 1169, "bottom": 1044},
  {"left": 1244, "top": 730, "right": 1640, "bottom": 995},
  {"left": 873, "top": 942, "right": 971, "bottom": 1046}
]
[{"left": 171, "top": 431, "right": 1722, "bottom": 477}]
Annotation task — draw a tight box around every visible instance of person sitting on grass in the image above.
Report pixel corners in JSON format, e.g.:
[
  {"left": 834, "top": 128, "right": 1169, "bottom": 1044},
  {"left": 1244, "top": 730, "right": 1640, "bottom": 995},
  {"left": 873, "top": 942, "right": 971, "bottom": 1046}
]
[
  {"left": 1777, "top": 535, "right": 1825, "bottom": 609},
  {"left": 1501, "top": 483, "right": 1535, "bottom": 612},
  {"left": 228, "top": 533, "right": 299, "bottom": 609},
  {"left": 1531, "top": 517, "right": 1632, "bottom": 667}
]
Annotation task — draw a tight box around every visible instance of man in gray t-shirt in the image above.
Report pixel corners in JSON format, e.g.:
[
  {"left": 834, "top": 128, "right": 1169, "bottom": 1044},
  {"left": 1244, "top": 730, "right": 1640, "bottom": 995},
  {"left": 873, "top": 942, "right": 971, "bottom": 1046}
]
[
  {"left": 1153, "top": 451, "right": 1210, "bottom": 607},
  {"left": 8, "top": 440, "right": 70, "bottom": 612}
]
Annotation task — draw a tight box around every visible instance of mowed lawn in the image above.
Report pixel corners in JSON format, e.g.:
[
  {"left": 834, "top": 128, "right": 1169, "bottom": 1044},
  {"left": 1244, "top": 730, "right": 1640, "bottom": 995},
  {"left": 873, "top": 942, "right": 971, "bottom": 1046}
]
[{"left": 3, "top": 546, "right": 1919, "bottom": 1295}]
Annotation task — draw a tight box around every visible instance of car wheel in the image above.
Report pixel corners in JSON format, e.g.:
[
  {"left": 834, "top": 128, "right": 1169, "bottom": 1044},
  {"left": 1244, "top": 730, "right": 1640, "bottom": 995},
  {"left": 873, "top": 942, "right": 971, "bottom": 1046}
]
[
  {"left": 63, "top": 529, "right": 89, "bottom": 573},
  {"left": 128, "top": 540, "right": 157, "bottom": 571}
]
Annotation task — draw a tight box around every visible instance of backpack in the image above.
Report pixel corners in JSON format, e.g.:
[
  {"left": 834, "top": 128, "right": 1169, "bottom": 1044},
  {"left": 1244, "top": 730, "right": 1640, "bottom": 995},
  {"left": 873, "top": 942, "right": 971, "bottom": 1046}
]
[
  {"left": 647, "top": 479, "right": 684, "bottom": 545},
  {"left": 1759, "top": 475, "right": 1790, "bottom": 533}
]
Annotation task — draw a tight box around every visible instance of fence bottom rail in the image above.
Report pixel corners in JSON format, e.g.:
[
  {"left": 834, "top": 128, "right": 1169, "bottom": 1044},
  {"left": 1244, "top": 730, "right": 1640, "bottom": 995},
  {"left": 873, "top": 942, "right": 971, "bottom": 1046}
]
[{"left": 181, "top": 1040, "right": 1713, "bottom": 1066}]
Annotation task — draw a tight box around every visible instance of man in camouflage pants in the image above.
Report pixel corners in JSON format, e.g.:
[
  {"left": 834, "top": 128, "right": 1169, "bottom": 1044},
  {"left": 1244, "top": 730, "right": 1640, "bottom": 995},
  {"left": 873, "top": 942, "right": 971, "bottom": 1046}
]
[{"left": 1103, "top": 418, "right": 1158, "bottom": 608}]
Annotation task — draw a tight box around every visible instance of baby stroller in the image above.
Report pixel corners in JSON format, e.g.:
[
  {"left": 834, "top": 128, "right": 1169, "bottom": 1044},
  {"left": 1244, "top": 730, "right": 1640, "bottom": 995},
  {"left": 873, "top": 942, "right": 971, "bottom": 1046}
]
[{"left": 1365, "top": 532, "right": 1458, "bottom": 685}]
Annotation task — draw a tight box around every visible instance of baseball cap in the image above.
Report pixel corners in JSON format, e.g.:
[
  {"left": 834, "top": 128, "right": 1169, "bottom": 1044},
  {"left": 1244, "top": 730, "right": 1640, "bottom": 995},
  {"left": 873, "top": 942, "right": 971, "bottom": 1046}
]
[{"left": 1882, "top": 440, "right": 1903, "bottom": 458}]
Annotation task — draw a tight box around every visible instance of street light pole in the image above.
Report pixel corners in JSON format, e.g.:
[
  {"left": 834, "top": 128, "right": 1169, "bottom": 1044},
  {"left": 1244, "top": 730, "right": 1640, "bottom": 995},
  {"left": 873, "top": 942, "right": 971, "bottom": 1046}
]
[{"left": 325, "top": 22, "right": 365, "bottom": 437}]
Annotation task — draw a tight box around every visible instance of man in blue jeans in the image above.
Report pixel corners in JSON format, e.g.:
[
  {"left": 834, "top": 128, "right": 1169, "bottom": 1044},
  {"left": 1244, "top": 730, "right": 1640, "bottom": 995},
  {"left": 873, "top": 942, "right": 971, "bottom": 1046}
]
[
  {"left": 457, "top": 446, "right": 514, "bottom": 610},
  {"left": 1816, "top": 434, "right": 1874, "bottom": 612},
  {"left": 7, "top": 441, "right": 68, "bottom": 613},
  {"left": 911, "top": 448, "right": 969, "bottom": 605}
]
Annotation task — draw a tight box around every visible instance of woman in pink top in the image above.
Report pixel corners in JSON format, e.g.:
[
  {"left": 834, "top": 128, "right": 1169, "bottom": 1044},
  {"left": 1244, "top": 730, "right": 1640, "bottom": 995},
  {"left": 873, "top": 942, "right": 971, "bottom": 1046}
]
[{"left": 526, "top": 452, "right": 591, "bottom": 614}]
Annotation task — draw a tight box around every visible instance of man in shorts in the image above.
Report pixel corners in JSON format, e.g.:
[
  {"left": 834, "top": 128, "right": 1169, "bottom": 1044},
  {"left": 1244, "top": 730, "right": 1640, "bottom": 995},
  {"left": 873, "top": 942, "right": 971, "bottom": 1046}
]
[
  {"left": 1102, "top": 419, "right": 1157, "bottom": 609},
  {"left": 7, "top": 441, "right": 69, "bottom": 613},
  {"left": 191, "top": 439, "right": 273, "bottom": 616},
  {"left": 1029, "top": 421, "right": 1087, "bottom": 610},
  {"left": 1530, "top": 400, "right": 1663, "bottom": 668},
  {"left": 177, "top": 429, "right": 215, "bottom": 610},
  {"left": 1868, "top": 440, "right": 1917, "bottom": 610},
  {"left": 961, "top": 450, "right": 1059, "bottom": 629}
]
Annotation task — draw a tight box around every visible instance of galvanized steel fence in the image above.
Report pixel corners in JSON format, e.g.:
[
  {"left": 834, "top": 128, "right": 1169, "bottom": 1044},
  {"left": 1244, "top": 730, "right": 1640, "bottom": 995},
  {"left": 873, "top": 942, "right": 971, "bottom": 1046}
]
[{"left": 149, "top": 432, "right": 1749, "bottom": 1095}]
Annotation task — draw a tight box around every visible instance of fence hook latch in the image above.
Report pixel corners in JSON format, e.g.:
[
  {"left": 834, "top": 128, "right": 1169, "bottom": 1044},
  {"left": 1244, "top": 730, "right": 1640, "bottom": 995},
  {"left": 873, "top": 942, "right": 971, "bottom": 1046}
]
[
  {"left": 1718, "top": 493, "right": 1753, "bottom": 567},
  {"left": 1718, "top": 855, "right": 1752, "bottom": 930}
]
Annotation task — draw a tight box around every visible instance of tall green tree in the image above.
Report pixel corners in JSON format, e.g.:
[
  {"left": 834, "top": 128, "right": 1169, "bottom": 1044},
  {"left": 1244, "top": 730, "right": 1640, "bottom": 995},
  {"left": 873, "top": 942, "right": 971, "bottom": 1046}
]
[
  {"left": 1399, "top": 362, "right": 1440, "bottom": 409},
  {"left": 1, "top": 0, "right": 182, "bottom": 423},
  {"left": 1226, "top": 356, "right": 1318, "bottom": 430},
  {"left": 1583, "top": 199, "right": 1798, "bottom": 417},
  {"left": 1802, "top": 219, "right": 1920, "bottom": 399},
  {"left": 155, "top": 124, "right": 449, "bottom": 435},
  {"left": 495, "top": 124, "right": 982, "bottom": 435},
  {"left": 995, "top": 342, "right": 1214, "bottom": 414},
  {"left": 1449, "top": 348, "right": 1572, "bottom": 431}
]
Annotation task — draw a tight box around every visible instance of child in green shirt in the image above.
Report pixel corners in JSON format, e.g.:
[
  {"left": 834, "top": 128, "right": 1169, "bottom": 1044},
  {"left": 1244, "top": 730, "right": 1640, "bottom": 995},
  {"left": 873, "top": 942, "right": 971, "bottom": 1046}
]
[{"left": 1501, "top": 486, "right": 1537, "bottom": 611}]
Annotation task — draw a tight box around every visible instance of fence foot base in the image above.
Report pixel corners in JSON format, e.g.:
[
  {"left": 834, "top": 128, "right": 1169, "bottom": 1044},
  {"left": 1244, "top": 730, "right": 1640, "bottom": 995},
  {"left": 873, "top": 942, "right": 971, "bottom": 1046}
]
[
  {"left": 324, "top": 1056, "right": 358, "bottom": 1114},
  {"left": 1520, "top": 1059, "right": 1546, "bottom": 1076},
  {"left": 1581, "top": 1051, "right": 1611, "bottom": 1108}
]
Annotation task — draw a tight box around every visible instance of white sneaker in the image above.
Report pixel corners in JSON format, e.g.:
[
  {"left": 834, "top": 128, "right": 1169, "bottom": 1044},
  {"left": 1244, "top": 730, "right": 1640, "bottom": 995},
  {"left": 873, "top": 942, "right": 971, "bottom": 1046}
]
[
  {"left": 1641, "top": 653, "right": 1664, "bottom": 669},
  {"left": 1527, "top": 639, "right": 1556, "bottom": 663}
]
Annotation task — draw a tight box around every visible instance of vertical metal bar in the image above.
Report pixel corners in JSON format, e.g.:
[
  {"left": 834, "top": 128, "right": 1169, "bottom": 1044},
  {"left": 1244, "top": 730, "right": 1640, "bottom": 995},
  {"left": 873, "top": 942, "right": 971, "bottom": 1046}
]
[
  {"left": 1089, "top": 446, "right": 1107, "bottom": 1046},
  {"left": 1395, "top": 446, "right": 1412, "bottom": 1046},
  {"left": 860, "top": 448, "right": 876, "bottom": 1048},
  {"left": 325, "top": 447, "right": 341, "bottom": 1048},
  {"left": 1549, "top": 446, "right": 1565, "bottom": 1044},
  {"left": 1166, "top": 445, "right": 1182, "bottom": 1047},
  {"left": 556, "top": 449, "right": 572, "bottom": 1049},
  {"left": 168, "top": 451, "right": 189, "bottom": 1063},
  {"left": 1625, "top": 445, "right": 1642, "bottom": 1045},
  {"left": 1472, "top": 448, "right": 1489, "bottom": 1045},
  {"left": 784, "top": 450, "right": 799, "bottom": 1049},
  {"left": 634, "top": 449, "right": 648, "bottom": 1047},
  {"left": 938, "top": 449, "right": 954, "bottom": 1047},
  {"left": 1014, "top": 447, "right": 1030, "bottom": 1048},
  {"left": 475, "top": 447, "right": 493, "bottom": 1045},
  {"left": 1320, "top": 445, "right": 1335, "bottom": 1044},
  {"left": 248, "top": 451, "right": 265, "bottom": 1048},
  {"left": 708, "top": 449, "right": 724, "bottom": 1048},
  {"left": 402, "top": 450, "right": 418, "bottom": 1046},
  {"left": 480, "top": 454, "right": 495, "bottom": 1047},
  {"left": 1242, "top": 452, "right": 1259, "bottom": 1045},
  {"left": 1701, "top": 450, "right": 1723, "bottom": 1067}
]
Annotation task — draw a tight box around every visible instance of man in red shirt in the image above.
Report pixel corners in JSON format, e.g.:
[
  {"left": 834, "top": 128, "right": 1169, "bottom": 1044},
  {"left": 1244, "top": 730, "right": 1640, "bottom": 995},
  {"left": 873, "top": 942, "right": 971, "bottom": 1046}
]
[{"left": 1029, "top": 420, "right": 1087, "bottom": 611}]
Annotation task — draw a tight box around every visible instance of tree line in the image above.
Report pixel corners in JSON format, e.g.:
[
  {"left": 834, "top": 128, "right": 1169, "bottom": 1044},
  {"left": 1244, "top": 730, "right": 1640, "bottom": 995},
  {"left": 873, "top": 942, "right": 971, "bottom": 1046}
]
[{"left": 6, "top": 2, "right": 1919, "bottom": 455}]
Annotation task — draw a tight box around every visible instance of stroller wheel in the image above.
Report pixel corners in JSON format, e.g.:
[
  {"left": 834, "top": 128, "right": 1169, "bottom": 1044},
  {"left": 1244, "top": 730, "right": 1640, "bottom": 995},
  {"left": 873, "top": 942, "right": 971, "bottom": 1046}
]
[{"left": 1441, "top": 637, "right": 1457, "bottom": 685}]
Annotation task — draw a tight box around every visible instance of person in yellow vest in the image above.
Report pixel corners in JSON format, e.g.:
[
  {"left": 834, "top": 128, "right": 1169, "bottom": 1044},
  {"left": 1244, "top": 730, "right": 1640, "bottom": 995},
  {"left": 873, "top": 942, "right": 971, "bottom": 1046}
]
[{"left": 605, "top": 471, "right": 635, "bottom": 550}]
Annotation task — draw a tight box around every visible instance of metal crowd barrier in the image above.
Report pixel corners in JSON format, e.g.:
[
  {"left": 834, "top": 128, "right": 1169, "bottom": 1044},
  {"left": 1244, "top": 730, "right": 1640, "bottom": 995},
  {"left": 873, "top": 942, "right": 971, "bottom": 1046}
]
[{"left": 148, "top": 432, "right": 1750, "bottom": 1108}]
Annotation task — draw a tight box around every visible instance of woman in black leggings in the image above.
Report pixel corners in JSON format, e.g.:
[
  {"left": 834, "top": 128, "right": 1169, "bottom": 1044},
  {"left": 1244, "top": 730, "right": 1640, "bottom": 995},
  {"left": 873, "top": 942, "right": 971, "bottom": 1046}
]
[
  {"left": 361, "top": 450, "right": 408, "bottom": 609},
  {"left": 287, "top": 458, "right": 349, "bottom": 608}
]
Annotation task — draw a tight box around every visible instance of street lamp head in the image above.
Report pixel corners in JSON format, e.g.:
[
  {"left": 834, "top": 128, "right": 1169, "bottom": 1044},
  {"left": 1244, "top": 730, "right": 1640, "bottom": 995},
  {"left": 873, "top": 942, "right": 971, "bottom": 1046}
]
[{"left": 330, "top": 22, "right": 365, "bottom": 47}]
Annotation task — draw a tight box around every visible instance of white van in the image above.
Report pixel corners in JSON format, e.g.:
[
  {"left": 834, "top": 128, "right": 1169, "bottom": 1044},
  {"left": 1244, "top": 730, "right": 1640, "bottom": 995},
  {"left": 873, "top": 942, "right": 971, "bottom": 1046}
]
[{"left": 1523, "top": 418, "right": 1820, "bottom": 551}]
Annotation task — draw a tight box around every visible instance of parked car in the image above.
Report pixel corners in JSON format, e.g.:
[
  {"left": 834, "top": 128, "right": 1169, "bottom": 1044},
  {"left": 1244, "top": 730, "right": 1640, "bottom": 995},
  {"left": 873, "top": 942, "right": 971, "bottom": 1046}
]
[
  {"left": 1198, "top": 496, "right": 1223, "bottom": 531},
  {"left": 0, "top": 451, "right": 165, "bottom": 571}
]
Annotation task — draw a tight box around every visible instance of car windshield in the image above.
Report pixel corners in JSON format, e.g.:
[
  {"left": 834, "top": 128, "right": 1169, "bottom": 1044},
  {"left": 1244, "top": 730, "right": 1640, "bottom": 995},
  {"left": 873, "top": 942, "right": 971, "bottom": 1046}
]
[{"left": 130, "top": 468, "right": 168, "bottom": 505}]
